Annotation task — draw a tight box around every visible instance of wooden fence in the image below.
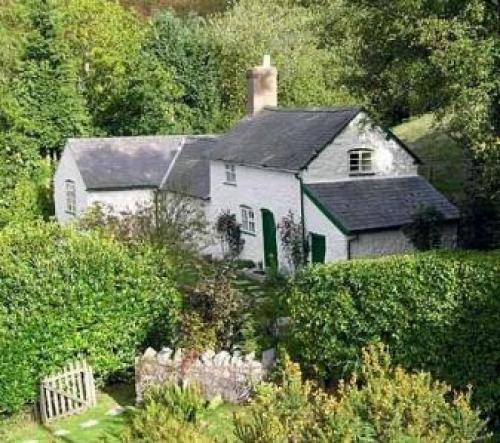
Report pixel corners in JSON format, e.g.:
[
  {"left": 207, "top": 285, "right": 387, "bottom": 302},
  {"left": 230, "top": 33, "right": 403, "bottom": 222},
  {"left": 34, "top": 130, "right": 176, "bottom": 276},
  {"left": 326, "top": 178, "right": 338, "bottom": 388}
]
[{"left": 39, "top": 359, "right": 97, "bottom": 423}]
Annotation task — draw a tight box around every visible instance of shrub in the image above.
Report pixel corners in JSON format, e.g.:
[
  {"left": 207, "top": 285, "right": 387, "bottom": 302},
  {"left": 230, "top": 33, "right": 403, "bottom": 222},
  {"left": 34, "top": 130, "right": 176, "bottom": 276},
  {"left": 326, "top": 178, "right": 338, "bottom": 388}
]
[
  {"left": 123, "top": 382, "right": 211, "bottom": 443},
  {"left": 404, "top": 205, "right": 446, "bottom": 250},
  {"left": 287, "top": 251, "right": 500, "bottom": 422},
  {"left": 183, "top": 262, "right": 250, "bottom": 351},
  {"left": 234, "top": 345, "right": 486, "bottom": 442},
  {"left": 0, "top": 221, "right": 181, "bottom": 414}
]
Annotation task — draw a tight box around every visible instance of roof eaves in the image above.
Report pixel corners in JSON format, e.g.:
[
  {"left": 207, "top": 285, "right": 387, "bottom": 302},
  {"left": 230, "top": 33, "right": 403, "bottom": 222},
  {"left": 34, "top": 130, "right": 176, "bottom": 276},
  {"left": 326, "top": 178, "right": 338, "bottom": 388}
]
[
  {"left": 349, "top": 217, "right": 460, "bottom": 234},
  {"left": 211, "top": 158, "right": 300, "bottom": 174},
  {"left": 303, "top": 185, "right": 351, "bottom": 235},
  {"left": 87, "top": 185, "right": 159, "bottom": 192}
]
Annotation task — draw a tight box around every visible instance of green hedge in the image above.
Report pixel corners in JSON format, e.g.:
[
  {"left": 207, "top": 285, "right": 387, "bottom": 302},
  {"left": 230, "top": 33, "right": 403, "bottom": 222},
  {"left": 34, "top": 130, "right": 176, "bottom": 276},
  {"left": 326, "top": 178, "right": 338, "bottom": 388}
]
[
  {"left": 0, "top": 222, "right": 181, "bottom": 414},
  {"left": 288, "top": 251, "right": 500, "bottom": 420}
]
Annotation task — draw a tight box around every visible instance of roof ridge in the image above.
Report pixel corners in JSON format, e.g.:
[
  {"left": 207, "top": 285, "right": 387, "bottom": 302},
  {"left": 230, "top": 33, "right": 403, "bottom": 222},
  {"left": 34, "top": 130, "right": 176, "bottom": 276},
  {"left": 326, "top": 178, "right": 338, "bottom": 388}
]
[{"left": 263, "top": 106, "right": 362, "bottom": 113}]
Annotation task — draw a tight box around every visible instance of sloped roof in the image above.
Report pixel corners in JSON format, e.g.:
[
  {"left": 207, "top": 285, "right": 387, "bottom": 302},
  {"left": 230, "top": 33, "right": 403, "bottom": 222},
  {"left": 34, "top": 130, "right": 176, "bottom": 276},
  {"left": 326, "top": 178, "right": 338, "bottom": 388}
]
[
  {"left": 68, "top": 136, "right": 183, "bottom": 190},
  {"left": 304, "top": 177, "right": 460, "bottom": 233},
  {"left": 162, "top": 136, "right": 218, "bottom": 200},
  {"left": 210, "top": 107, "right": 362, "bottom": 171}
]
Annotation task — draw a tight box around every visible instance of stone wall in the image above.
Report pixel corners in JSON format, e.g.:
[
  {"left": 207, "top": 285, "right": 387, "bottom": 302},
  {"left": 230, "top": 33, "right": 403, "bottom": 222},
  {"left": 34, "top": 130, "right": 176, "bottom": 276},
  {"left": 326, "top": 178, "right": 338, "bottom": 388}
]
[{"left": 135, "top": 348, "right": 275, "bottom": 404}]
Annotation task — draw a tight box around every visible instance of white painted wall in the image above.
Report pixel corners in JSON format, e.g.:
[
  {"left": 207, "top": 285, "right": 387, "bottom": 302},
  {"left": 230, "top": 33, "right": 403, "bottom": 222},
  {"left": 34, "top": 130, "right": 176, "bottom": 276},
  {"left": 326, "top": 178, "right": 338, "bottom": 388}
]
[
  {"left": 87, "top": 189, "right": 154, "bottom": 214},
  {"left": 303, "top": 193, "right": 348, "bottom": 262},
  {"left": 54, "top": 148, "right": 88, "bottom": 224},
  {"left": 303, "top": 113, "right": 419, "bottom": 184},
  {"left": 208, "top": 161, "right": 301, "bottom": 270},
  {"left": 350, "top": 223, "right": 458, "bottom": 258}
]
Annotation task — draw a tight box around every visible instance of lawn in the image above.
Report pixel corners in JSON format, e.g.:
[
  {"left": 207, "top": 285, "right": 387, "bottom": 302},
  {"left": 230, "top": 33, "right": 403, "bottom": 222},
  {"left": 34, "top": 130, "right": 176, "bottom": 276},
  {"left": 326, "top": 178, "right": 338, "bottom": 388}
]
[
  {"left": 392, "top": 113, "right": 466, "bottom": 201},
  {"left": 0, "top": 383, "right": 242, "bottom": 443},
  {"left": 0, "top": 384, "right": 134, "bottom": 443}
]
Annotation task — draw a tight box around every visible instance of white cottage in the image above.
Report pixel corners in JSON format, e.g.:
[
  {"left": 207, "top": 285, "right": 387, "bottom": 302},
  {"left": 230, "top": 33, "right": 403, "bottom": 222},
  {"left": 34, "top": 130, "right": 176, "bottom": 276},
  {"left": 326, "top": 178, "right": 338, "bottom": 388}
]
[{"left": 54, "top": 57, "right": 459, "bottom": 270}]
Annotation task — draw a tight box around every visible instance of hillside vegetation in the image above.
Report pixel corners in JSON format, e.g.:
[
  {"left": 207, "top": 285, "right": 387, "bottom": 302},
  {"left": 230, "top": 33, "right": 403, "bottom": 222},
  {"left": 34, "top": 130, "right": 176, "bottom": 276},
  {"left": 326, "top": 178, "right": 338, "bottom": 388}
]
[
  {"left": 393, "top": 114, "right": 466, "bottom": 201},
  {"left": 120, "top": 0, "right": 226, "bottom": 16}
]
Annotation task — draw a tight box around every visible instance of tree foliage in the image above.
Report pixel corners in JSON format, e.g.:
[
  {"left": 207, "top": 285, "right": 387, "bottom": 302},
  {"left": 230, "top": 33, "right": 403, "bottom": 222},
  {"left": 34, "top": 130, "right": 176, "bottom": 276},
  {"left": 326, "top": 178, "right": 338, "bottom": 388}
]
[
  {"left": 206, "top": 0, "right": 353, "bottom": 125},
  {"left": 323, "top": 0, "right": 500, "bottom": 246}
]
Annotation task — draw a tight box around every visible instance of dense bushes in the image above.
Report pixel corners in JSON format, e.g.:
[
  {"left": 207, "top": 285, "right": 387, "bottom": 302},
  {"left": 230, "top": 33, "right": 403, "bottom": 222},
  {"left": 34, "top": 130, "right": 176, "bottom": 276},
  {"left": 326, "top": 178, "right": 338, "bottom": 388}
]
[
  {"left": 288, "top": 251, "right": 500, "bottom": 421},
  {"left": 0, "top": 222, "right": 181, "bottom": 414},
  {"left": 235, "top": 345, "right": 485, "bottom": 442}
]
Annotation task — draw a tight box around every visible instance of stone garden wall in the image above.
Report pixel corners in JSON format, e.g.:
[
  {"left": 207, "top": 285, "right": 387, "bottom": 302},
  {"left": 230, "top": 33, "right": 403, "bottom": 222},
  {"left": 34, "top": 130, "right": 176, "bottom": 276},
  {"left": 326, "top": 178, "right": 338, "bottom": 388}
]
[{"left": 135, "top": 348, "right": 275, "bottom": 404}]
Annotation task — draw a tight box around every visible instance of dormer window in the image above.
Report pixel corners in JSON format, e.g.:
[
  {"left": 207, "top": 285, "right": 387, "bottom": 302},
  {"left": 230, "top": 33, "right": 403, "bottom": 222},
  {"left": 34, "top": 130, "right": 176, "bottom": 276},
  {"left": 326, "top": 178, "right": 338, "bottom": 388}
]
[
  {"left": 349, "top": 149, "right": 373, "bottom": 174},
  {"left": 225, "top": 164, "right": 237, "bottom": 184}
]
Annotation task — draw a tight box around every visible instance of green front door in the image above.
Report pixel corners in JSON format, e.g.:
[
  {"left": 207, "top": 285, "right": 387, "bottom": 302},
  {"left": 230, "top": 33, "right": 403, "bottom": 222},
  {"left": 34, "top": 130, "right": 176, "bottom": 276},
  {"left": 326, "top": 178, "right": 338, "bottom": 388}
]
[
  {"left": 310, "top": 233, "right": 326, "bottom": 264},
  {"left": 261, "top": 209, "right": 278, "bottom": 270}
]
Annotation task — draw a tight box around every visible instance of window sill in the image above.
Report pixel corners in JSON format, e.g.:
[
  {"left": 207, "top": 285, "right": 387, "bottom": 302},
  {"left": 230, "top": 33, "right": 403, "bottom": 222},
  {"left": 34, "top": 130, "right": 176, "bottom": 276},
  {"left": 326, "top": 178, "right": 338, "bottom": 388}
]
[
  {"left": 242, "top": 230, "right": 256, "bottom": 237},
  {"left": 65, "top": 211, "right": 76, "bottom": 216},
  {"left": 349, "top": 172, "right": 376, "bottom": 177},
  {"left": 223, "top": 182, "right": 237, "bottom": 186}
]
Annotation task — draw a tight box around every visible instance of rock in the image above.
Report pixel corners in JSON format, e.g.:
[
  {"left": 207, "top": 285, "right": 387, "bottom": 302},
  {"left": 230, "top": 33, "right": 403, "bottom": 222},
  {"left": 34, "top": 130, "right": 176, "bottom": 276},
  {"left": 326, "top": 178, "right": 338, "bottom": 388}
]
[
  {"left": 53, "top": 430, "right": 70, "bottom": 437},
  {"left": 106, "top": 406, "right": 125, "bottom": 416},
  {"left": 157, "top": 348, "right": 173, "bottom": 365},
  {"left": 143, "top": 347, "right": 157, "bottom": 360},
  {"left": 173, "top": 348, "right": 183, "bottom": 363},
  {"left": 213, "top": 351, "right": 230, "bottom": 366},
  {"left": 80, "top": 419, "right": 99, "bottom": 428},
  {"left": 244, "top": 352, "right": 255, "bottom": 362},
  {"left": 201, "top": 350, "right": 215, "bottom": 364}
]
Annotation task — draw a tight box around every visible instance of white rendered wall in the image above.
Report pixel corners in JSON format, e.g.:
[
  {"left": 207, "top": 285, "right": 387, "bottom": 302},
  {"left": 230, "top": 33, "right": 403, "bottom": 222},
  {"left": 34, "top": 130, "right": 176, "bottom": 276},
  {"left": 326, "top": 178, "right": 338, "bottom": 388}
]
[
  {"left": 350, "top": 223, "right": 458, "bottom": 258},
  {"left": 54, "top": 148, "right": 89, "bottom": 224},
  {"left": 87, "top": 189, "right": 154, "bottom": 214},
  {"left": 302, "top": 113, "right": 419, "bottom": 184},
  {"left": 303, "top": 193, "right": 348, "bottom": 262},
  {"left": 208, "top": 161, "right": 301, "bottom": 270}
]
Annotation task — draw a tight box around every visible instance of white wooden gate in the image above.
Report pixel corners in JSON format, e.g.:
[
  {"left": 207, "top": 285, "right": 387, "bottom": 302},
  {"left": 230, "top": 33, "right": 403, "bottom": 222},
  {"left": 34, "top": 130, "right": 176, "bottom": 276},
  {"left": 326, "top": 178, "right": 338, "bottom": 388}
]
[{"left": 39, "top": 359, "right": 97, "bottom": 423}]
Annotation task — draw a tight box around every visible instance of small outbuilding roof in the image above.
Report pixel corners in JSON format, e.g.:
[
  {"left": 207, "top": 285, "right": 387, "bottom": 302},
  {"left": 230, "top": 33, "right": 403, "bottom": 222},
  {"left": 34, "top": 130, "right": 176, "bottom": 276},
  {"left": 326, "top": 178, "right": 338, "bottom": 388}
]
[
  {"left": 210, "top": 107, "right": 363, "bottom": 171},
  {"left": 68, "top": 136, "right": 183, "bottom": 191},
  {"left": 304, "top": 177, "right": 460, "bottom": 233}
]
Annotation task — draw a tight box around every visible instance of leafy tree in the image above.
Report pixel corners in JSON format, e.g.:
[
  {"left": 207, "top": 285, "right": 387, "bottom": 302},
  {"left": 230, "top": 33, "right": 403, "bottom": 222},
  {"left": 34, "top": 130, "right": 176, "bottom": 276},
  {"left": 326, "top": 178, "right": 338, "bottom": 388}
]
[
  {"left": 206, "top": 0, "right": 353, "bottom": 126},
  {"left": 12, "top": 0, "right": 91, "bottom": 158},
  {"left": 146, "top": 11, "right": 222, "bottom": 132},
  {"left": 322, "top": 0, "right": 500, "bottom": 246},
  {"left": 52, "top": 0, "right": 144, "bottom": 134},
  {"left": 97, "top": 52, "right": 187, "bottom": 136}
]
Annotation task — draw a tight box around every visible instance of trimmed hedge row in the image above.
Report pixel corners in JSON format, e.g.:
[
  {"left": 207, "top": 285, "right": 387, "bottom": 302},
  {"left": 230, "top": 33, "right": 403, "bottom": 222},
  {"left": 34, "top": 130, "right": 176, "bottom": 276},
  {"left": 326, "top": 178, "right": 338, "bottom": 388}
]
[
  {"left": 0, "top": 222, "right": 181, "bottom": 414},
  {"left": 288, "top": 251, "right": 500, "bottom": 419}
]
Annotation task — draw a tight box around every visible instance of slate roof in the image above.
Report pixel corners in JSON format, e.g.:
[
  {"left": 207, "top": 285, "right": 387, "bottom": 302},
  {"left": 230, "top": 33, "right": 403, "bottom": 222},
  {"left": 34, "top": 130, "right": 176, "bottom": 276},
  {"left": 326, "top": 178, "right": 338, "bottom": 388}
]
[
  {"left": 305, "top": 177, "right": 460, "bottom": 233},
  {"left": 210, "top": 107, "right": 363, "bottom": 171},
  {"left": 68, "top": 136, "right": 183, "bottom": 190},
  {"left": 162, "top": 136, "right": 218, "bottom": 200}
]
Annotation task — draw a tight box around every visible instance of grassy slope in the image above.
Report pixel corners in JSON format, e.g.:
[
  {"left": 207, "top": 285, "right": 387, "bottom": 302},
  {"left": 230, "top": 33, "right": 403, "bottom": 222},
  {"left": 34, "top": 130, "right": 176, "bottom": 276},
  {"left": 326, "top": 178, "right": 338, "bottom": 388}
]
[{"left": 392, "top": 114, "right": 466, "bottom": 202}]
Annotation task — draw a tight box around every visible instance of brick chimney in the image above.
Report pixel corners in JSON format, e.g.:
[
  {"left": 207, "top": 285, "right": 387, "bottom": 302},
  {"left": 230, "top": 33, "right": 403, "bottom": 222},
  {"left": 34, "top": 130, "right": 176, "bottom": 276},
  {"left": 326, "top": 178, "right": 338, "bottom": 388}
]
[{"left": 246, "top": 55, "right": 278, "bottom": 115}]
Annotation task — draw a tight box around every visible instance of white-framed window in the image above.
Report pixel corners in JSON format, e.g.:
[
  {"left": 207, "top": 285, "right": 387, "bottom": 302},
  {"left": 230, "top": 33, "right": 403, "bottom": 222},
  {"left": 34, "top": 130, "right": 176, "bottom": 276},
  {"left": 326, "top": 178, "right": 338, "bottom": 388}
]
[
  {"left": 349, "top": 149, "right": 373, "bottom": 174},
  {"left": 225, "top": 163, "right": 236, "bottom": 184},
  {"left": 65, "top": 180, "right": 76, "bottom": 215},
  {"left": 241, "top": 205, "right": 255, "bottom": 234}
]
